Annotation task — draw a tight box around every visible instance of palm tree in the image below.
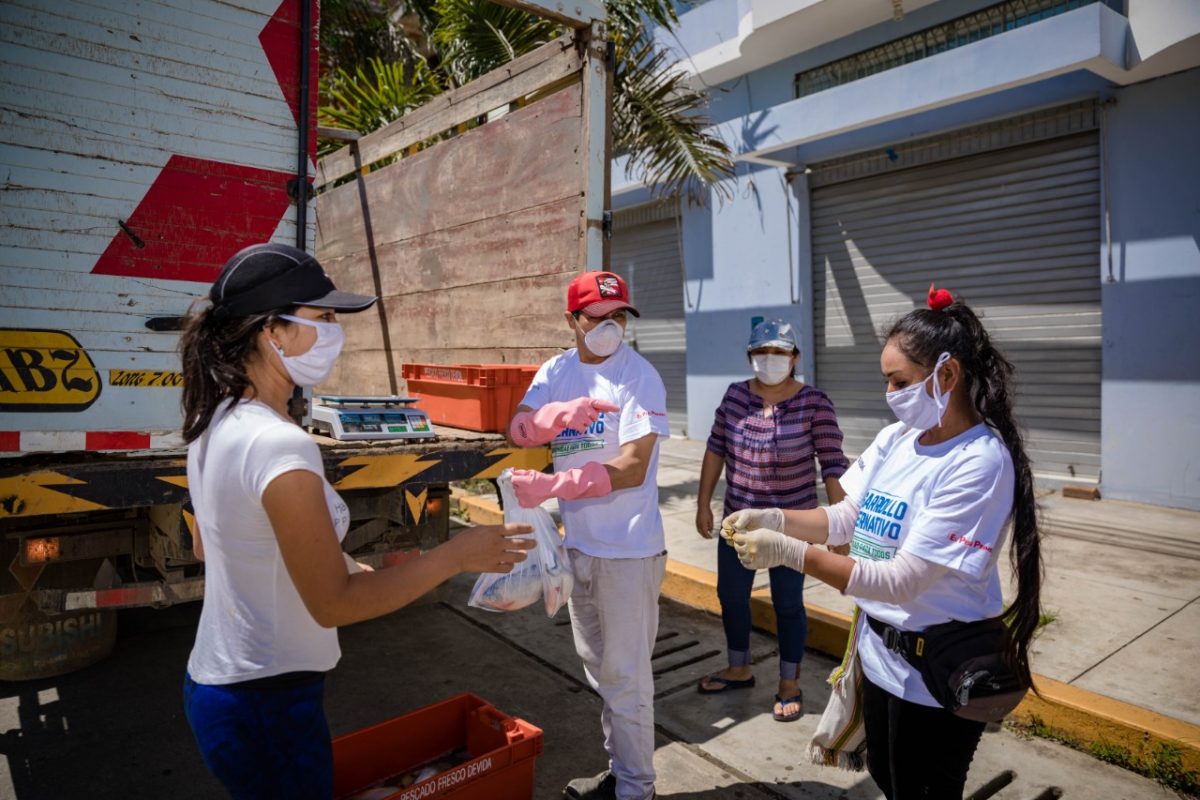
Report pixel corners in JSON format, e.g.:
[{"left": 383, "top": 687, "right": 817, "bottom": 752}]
[{"left": 319, "top": 0, "right": 733, "bottom": 202}]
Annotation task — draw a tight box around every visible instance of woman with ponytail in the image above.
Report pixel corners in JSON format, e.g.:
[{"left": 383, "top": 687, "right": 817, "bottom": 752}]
[
  {"left": 723, "top": 285, "right": 1042, "bottom": 799},
  {"left": 179, "top": 243, "right": 533, "bottom": 800}
]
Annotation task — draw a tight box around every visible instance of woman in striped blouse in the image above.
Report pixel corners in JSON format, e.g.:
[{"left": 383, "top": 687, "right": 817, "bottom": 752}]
[{"left": 696, "top": 319, "right": 849, "bottom": 722}]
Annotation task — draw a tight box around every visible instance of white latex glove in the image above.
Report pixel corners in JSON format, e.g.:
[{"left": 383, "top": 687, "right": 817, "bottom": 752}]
[
  {"left": 721, "top": 508, "right": 786, "bottom": 538},
  {"left": 730, "top": 529, "right": 809, "bottom": 571}
]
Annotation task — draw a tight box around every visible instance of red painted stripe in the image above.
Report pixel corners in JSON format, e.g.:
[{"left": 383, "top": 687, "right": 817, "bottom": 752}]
[
  {"left": 94, "top": 587, "right": 144, "bottom": 608},
  {"left": 260, "top": 0, "right": 319, "bottom": 163},
  {"left": 0, "top": 432, "right": 19, "bottom": 451},
  {"left": 382, "top": 550, "right": 420, "bottom": 568},
  {"left": 86, "top": 432, "right": 152, "bottom": 450},
  {"left": 90, "top": 155, "right": 293, "bottom": 284}
]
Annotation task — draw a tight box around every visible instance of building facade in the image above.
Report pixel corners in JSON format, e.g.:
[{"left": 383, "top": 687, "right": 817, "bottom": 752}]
[{"left": 610, "top": 0, "right": 1200, "bottom": 511}]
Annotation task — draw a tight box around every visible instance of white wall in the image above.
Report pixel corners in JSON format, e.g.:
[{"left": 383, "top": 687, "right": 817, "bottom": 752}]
[{"left": 1100, "top": 67, "right": 1200, "bottom": 510}]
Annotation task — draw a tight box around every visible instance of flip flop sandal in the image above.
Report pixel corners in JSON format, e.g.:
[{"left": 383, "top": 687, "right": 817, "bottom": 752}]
[
  {"left": 773, "top": 692, "right": 803, "bottom": 722},
  {"left": 697, "top": 674, "right": 756, "bottom": 694}
]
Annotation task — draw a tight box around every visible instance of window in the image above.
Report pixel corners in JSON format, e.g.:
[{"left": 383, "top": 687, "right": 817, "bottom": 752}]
[{"left": 794, "top": 0, "right": 1121, "bottom": 98}]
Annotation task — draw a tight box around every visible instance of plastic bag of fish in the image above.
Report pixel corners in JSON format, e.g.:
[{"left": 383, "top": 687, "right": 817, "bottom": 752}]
[{"left": 467, "top": 470, "right": 573, "bottom": 617}]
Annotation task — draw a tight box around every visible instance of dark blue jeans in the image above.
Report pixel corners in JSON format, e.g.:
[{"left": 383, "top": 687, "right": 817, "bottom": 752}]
[
  {"left": 183, "top": 672, "right": 332, "bottom": 799},
  {"left": 716, "top": 537, "right": 807, "bottom": 679}
]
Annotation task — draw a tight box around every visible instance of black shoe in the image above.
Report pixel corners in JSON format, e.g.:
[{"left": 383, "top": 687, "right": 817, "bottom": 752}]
[{"left": 563, "top": 769, "right": 616, "bottom": 800}]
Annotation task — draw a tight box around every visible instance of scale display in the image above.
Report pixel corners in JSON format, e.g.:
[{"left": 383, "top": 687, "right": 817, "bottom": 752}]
[{"left": 310, "top": 397, "right": 435, "bottom": 441}]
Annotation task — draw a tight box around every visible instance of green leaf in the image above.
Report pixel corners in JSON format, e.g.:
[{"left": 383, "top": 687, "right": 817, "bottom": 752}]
[{"left": 318, "top": 56, "right": 440, "bottom": 154}]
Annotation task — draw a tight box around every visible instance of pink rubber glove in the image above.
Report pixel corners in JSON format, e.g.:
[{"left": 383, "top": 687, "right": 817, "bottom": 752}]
[
  {"left": 509, "top": 397, "right": 621, "bottom": 446},
  {"left": 510, "top": 462, "right": 613, "bottom": 508}
]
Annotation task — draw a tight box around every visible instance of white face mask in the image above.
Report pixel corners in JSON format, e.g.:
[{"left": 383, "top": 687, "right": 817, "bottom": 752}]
[
  {"left": 583, "top": 319, "right": 624, "bottom": 358},
  {"left": 886, "top": 352, "right": 952, "bottom": 430},
  {"left": 272, "top": 314, "right": 344, "bottom": 387},
  {"left": 751, "top": 354, "right": 793, "bottom": 386}
]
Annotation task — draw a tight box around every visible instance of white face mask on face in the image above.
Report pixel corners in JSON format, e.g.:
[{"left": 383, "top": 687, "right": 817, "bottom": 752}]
[
  {"left": 751, "top": 354, "right": 793, "bottom": 386},
  {"left": 583, "top": 318, "right": 624, "bottom": 358},
  {"left": 885, "top": 351, "right": 952, "bottom": 430},
  {"left": 272, "top": 314, "right": 345, "bottom": 387}
]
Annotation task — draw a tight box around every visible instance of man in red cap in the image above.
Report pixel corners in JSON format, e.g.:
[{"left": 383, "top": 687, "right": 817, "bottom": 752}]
[{"left": 509, "top": 270, "right": 669, "bottom": 800}]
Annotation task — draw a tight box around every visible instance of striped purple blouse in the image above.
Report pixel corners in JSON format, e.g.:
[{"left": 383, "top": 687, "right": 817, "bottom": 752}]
[{"left": 707, "top": 381, "right": 849, "bottom": 517}]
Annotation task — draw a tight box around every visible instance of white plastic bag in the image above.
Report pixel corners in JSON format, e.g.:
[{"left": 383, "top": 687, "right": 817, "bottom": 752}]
[{"left": 467, "top": 470, "right": 574, "bottom": 617}]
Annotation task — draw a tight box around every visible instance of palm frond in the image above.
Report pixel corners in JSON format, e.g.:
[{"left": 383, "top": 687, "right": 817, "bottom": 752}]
[
  {"left": 432, "top": 0, "right": 559, "bottom": 86},
  {"left": 603, "top": 0, "right": 677, "bottom": 42},
  {"left": 614, "top": 31, "right": 733, "bottom": 204},
  {"left": 318, "top": 57, "right": 441, "bottom": 155}
]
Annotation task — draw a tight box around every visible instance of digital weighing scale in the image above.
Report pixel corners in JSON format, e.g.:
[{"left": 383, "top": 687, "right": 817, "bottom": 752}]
[{"left": 310, "top": 396, "right": 435, "bottom": 441}]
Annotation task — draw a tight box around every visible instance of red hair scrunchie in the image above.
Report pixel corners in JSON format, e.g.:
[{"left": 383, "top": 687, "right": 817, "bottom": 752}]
[{"left": 927, "top": 283, "right": 954, "bottom": 311}]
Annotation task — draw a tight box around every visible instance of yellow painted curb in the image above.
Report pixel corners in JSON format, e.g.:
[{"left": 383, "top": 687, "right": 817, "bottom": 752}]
[
  {"left": 449, "top": 488, "right": 504, "bottom": 526},
  {"left": 1011, "top": 675, "right": 1200, "bottom": 774},
  {"left": 449, "top": 492, "right": 1200, "bottom": 774}
]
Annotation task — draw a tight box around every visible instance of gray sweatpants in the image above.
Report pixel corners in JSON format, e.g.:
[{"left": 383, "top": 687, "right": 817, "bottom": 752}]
[{"left": 567, "top": 549, "right": 667, "bottom": 800}]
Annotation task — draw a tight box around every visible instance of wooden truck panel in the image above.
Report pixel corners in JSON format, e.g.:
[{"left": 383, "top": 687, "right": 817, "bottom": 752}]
[
  {"left": 315, "top": 24, "right": 612, "bottom": 396},
  {"left": 0, "top": 0, "right": 317, "bottom": 443}
]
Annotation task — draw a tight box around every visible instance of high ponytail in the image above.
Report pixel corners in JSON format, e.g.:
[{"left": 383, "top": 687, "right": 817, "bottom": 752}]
[
  {"left": 886, "top": 299, "right": 1042, "bottom": 690},
  {"left": 179, "top": 305, "right": 284, "bottom": 443}
]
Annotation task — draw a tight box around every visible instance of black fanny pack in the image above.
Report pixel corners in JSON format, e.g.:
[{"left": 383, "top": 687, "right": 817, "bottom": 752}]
[{"left": 865, "top": 613, "right": 1029, "bottom": 722}]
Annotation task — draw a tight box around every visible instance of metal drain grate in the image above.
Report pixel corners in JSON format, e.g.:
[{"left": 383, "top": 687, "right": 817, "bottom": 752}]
[
  {"left": 966, "top": 770, "right": 1064, "bottom": 799},
  {"left": 967, "top": 770, "right": 1016, "bottom": 799}
]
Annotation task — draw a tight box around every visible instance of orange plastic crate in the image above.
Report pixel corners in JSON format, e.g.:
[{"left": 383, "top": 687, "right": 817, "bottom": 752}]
[
  {"left": 333, "top": 693, "right": 543, "bottom": 800},
  {"left": 401, "top": 363, "right": 539, "bottom": 433}
]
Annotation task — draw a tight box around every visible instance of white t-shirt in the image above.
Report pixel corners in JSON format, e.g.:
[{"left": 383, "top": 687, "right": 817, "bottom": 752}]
[
  {"left": 521, "top": 344, "right": 670, "bottom": 558},
  {"left": 186, "top": 399, "right": 350, "bottom": 685},
  {"left": 840, "top": 422, "right": 1015, "bottom": 706}
]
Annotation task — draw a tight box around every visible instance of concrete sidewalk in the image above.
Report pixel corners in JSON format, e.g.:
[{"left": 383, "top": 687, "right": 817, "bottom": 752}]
[{"left": 455, "top": 435, "right": 1200, "bottom": 779}]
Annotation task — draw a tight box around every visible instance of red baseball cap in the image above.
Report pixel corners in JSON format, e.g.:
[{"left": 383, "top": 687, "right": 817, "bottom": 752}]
[{"left": 566, "top": 271, "right": 640, "bottom": 318}]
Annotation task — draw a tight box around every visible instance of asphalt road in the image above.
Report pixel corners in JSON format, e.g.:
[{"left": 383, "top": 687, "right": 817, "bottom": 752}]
[{"left": 0, "top": 574, "right": 1175, "bottom": 799}]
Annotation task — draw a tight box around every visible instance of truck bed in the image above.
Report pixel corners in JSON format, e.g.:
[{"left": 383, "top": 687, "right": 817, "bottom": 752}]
[{"left": 0, "top": 425, "right": 545, "bottom": 521}]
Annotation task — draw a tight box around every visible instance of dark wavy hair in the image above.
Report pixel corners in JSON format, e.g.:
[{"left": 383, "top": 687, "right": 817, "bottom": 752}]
[
  {"left": 886, "top": 299, "right": 1042, "bottom": 690},
  {"left": 178, "top": 304, "right": 294, "bottom": 443}
]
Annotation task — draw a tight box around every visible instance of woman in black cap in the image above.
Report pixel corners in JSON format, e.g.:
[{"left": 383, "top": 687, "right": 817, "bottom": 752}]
[{"left": 178, "top": 243, "right": 533, "bottom": 799}]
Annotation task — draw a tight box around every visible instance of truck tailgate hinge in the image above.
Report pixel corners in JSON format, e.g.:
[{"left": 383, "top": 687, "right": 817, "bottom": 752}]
[{"left": 602, "top": 210, "right": 613, "bottom": 240}]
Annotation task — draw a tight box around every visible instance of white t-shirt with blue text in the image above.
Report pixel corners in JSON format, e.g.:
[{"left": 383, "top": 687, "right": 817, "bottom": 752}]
[
  {"left": 521, "top": 344, "right": 670, "bottom": 559},
  {"left": 840, "top": 421, "right": 1015, "bottom": 706}
]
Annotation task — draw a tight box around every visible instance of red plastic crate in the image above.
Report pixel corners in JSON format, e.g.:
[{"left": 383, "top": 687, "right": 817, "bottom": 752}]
[
  {"left": 333, "top": 693, "right": 543, "bottom": 800},
  {"left": 401, "top": 363, "right": 539, "bottom": 433}
]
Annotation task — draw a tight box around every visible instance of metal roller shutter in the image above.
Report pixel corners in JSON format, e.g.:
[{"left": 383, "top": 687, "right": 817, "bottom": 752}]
[
  {"left": 611, "top": 202, "right": 688, "bottom": 435},
  {"left": 811, "top": 129, "right": 1102, "bottom": 483}
]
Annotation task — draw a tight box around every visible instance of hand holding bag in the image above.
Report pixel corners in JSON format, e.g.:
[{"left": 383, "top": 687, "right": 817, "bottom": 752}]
[{"left": 467, "top": 470, "right": 573, "bottom": 617}]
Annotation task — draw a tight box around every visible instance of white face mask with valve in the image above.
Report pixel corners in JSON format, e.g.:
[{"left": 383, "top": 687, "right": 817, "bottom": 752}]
[
  {"left": 886, "top": 351, "right": 952, "bottom": 430},
  {"left": 583, "top": 319, "right": 624, "bottom": 358},
  {"left": 751, "top": 354, "right": 793, "bottom": 386},
  {"left": 272, "top": 314, "right": 344, "bottom": 387}
]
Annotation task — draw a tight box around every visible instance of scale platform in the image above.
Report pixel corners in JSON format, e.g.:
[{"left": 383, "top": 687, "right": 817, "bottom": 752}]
[{"left": 310, "top": 396, "right": 435, "bottom": 441}]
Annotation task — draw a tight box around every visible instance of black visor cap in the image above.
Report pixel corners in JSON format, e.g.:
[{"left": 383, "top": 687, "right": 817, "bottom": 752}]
[{"left": 210, "top": 242, "right": 376, "bottom": 317}]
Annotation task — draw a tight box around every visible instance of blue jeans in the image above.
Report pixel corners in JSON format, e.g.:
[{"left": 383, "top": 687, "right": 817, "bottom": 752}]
[
  {"left": 183, "top": 672, "right": 332, "bottom": 799},
  {"left": 716, "top": 537, "right": 807, "bottom": 679}
]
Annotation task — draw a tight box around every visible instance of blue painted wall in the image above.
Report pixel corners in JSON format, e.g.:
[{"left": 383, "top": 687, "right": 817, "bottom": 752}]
[
  {"left": 1100, "top": 67, "right": 1200, "bottom": 510},
  {"left": 633, "top": 1, "right": 1200, "bottom": 509},
  {"left": 697, "top": 0, "right": 1003, "bottom": 127},
  {"left": 679, "top": 161, "right": 813, "bottom": 438}
]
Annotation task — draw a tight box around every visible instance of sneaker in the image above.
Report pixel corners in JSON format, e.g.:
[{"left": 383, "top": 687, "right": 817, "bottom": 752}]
[{"left": 563, "top": 769, "right": 616, "bottom": 800}]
